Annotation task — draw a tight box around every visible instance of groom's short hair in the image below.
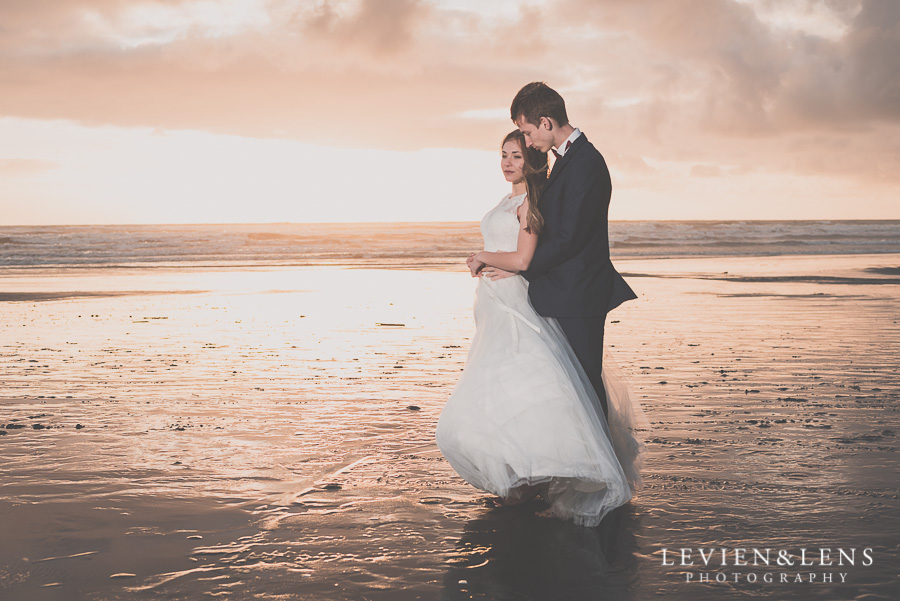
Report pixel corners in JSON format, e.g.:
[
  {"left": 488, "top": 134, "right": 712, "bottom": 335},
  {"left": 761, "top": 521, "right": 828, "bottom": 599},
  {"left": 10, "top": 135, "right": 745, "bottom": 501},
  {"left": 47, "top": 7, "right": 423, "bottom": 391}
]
[{"left": 510, "top": 82, "right": 569, "bottom": 127}]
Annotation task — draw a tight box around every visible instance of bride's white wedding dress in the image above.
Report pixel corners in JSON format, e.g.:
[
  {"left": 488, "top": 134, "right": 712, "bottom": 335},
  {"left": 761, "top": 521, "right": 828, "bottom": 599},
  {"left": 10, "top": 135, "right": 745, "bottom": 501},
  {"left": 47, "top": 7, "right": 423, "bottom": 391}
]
[{"left": 435, "top": 192, "right": 647, "bottom": 527}]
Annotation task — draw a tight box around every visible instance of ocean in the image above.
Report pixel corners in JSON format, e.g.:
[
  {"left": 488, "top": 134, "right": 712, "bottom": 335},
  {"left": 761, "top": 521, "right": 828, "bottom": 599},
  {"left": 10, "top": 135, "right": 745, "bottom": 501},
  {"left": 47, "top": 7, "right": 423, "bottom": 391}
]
[{"left": 1, "top": 220, "right": 898, "bottom": 270}]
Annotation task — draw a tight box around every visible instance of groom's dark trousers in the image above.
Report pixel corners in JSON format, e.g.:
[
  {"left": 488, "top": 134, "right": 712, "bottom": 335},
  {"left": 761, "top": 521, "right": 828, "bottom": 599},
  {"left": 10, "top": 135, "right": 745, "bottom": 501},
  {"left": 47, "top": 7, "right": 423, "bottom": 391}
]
[
  {"left": 556, "top": 316, "right": 607, "bottom": 415},
  {"left": 521, "top": 133, "right": 636, "bottom": 419}
]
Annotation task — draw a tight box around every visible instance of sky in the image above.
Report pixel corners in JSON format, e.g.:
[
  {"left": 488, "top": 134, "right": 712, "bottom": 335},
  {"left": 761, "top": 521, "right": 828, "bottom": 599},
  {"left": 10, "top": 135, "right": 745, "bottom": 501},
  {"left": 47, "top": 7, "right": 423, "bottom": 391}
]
[{"left": 0, "top": 0, "right": 898, "bottom": 224}]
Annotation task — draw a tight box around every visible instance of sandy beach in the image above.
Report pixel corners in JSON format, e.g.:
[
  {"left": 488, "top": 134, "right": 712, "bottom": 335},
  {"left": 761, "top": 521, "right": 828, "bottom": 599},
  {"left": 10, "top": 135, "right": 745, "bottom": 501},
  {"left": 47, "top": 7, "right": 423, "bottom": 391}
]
[{"left": 2, "top": 253, "right": 899, "bottom": 600}]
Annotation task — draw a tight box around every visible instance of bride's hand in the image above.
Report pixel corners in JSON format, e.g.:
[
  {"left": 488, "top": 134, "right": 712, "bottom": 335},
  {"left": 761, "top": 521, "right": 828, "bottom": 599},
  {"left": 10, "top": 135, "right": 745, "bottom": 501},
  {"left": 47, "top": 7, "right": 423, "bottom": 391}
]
[{"left": 467, "top": 253, "right": 485, "bottom": 277}]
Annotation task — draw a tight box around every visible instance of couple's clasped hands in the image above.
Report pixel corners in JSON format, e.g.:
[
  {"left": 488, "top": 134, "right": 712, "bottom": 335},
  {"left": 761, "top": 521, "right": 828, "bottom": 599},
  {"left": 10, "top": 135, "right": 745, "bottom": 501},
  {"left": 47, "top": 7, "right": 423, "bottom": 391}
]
[{"left": 467, "top": 253, "right": 515, "bottom": 281}]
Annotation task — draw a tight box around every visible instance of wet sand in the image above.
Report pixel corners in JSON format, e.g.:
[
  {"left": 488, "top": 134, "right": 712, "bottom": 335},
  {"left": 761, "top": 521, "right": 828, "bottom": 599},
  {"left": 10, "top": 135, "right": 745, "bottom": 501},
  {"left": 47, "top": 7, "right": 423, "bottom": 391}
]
[{"left": 1, "top": 254, "right": 898, "bottom": 600}]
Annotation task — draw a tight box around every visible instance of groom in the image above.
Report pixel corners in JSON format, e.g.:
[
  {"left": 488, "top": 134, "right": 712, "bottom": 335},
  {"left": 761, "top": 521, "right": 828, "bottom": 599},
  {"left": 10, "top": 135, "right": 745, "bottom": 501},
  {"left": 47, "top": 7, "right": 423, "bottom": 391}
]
[{"left": 484, "top": 82, "right": 636, "bottom": 418}]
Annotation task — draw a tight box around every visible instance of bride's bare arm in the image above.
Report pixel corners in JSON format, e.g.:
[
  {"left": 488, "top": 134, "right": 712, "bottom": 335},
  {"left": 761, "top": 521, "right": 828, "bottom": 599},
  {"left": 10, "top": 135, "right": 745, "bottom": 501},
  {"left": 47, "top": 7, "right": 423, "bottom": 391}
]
[{"left": 474, "top": 199, "right": 537, "bottom": 274}]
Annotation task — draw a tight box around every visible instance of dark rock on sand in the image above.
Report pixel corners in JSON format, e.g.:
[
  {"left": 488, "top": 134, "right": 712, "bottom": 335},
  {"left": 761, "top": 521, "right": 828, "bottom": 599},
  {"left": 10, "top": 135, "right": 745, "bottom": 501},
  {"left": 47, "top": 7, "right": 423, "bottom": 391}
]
[{"left": 418, "top": 497, "right": 452, "bottom": 504}]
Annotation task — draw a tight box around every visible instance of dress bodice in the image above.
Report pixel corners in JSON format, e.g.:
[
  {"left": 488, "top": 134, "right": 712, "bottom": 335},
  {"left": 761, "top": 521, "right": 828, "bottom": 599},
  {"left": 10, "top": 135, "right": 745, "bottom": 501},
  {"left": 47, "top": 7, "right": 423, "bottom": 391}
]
[{"left": 480, "top": 193, "right": 526, "bottom": 252}]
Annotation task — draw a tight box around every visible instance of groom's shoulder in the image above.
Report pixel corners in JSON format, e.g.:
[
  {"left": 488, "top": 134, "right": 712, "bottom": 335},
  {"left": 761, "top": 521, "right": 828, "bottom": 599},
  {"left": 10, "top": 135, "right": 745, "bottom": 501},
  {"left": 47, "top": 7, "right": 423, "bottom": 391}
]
[{"left": 571, "top": 135, "right": 607, "bottom": 169}]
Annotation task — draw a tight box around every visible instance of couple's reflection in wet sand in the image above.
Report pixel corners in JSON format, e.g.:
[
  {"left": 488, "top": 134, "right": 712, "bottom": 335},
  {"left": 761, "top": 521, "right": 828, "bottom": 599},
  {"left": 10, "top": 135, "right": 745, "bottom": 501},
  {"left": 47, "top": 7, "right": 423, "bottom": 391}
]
[{"left": 442, "top": 500, "right": 642, "bottom": 601}]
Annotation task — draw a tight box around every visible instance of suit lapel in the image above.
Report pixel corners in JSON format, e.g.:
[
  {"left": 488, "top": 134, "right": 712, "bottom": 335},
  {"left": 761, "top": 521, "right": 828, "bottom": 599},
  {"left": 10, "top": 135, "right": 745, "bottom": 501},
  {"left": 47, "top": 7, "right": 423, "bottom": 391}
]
[{"left": 545, "top": 134, "right": 588, "bottom": 190}]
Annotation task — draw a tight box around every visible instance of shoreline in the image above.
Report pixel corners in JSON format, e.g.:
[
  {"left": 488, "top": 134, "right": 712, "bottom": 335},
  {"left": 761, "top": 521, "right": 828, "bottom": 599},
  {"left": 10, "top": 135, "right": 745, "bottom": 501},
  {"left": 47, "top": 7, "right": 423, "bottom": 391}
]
[
  {"left": 1, "top": 253, "right": 898, "bottom": 305},
  {"left": 2, "top": 249, "right": 900, "bottom": 273}
]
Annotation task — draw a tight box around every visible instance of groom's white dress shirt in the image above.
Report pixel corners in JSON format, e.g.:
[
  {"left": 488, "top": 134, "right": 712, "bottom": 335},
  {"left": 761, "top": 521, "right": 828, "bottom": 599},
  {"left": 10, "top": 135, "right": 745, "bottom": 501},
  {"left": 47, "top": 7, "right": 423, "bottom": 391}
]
[{"left": 555, "top": 128, "right": 582, "bottom": 158}]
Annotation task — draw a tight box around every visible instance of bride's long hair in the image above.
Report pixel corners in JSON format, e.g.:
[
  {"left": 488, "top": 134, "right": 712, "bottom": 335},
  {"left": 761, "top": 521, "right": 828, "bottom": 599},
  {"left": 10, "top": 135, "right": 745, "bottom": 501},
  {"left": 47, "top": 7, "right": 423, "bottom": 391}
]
[{"left": 503, "top": 130, "right": 548, "bottom": 235}]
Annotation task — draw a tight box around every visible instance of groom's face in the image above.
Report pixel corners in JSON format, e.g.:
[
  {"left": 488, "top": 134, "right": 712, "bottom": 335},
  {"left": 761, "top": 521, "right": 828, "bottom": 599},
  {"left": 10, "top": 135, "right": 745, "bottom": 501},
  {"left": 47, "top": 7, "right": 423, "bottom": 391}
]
[{"left": 516, "top": 116, "right": 553, "bottom": 153}]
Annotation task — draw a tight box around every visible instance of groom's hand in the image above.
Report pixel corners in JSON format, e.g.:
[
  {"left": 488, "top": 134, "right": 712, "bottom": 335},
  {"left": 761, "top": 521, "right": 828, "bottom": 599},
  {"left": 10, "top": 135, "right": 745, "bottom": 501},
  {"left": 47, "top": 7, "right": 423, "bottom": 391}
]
[{"left": 481, "top": 266, "right": 514, "bottom": 280}]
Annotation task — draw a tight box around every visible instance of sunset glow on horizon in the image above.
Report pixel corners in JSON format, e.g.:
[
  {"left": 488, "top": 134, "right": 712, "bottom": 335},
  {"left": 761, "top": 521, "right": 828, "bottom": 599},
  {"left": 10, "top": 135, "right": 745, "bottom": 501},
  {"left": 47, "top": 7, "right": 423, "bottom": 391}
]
[{"left": 1, "top": 0, "right": 898, "bottom": 225}]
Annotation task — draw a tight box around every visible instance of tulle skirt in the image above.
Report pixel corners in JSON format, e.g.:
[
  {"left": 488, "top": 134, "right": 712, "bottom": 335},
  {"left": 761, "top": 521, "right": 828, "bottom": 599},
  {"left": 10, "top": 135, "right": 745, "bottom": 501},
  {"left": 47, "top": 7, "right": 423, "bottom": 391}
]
[{"left": 435, "top": 275, "right": 647, "bottom": 527}]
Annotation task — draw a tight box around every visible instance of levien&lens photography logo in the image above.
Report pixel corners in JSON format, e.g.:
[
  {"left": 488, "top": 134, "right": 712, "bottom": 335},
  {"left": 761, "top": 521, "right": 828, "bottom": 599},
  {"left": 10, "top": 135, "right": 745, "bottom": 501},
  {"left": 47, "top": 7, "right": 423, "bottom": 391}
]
[{"left": 660, "top": 546, "right": 875, "bottom": 584}]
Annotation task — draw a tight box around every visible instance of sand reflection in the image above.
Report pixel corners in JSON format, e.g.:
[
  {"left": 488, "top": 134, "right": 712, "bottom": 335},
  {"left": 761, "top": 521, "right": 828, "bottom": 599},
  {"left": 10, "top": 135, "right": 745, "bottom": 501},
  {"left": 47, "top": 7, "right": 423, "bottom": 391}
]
[
  {"left": 1, "top": 255, "right": 898, "bottom": 600},
  {"left": 443, "top": 503, "right": 641, "bottom": 601}
]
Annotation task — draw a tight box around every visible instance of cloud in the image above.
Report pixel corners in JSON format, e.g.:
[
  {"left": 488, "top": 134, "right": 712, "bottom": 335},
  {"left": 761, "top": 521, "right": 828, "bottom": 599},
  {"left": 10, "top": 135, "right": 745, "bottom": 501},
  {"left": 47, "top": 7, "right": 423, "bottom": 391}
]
[
  {"left": 0, "top": 158, "right": 59, "bottom": 174},
  {"left": 554, "top": 0, "right": 900, "bottom": 188},
  {"left": 562, "top": 0, "right": 889, "bottom": 130},
  {"left": 840, "top": 0, "right": 900, "bottom": 120},
  {"left": 0, "top": 0, "right": 542, "bottom": 150},
  {"left": 0, "top": 0, "right": 897, "bottom": 191},
  {"left": 690, "top": 164, "right": 722, "bottom": 177},
  {"left": 297, "top": 0, "right": 431, "bottom": 54}
]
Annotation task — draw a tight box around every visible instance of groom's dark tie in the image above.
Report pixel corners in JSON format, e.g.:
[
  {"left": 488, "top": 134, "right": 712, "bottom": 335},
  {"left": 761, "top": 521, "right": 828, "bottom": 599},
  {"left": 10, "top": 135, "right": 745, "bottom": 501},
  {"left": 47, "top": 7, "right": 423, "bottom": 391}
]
[
  {"left": 550, "top": 140, "right": 572, "bottom": 175},
  {"left": 551, "top": 140, "right": 572, "bottom": 160}
]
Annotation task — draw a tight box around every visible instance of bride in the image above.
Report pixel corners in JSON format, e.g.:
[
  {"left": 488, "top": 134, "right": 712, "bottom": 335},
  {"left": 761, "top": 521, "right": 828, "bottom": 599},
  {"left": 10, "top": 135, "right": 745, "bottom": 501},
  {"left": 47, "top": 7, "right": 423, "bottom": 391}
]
[{"left": 435, "top": 130, "right": 646, "bottom": 527}]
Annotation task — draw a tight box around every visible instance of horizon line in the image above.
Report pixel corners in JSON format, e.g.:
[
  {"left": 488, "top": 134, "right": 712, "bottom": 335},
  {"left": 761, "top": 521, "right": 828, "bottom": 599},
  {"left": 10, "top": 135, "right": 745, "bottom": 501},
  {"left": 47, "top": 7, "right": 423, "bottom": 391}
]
[{"left": 3, "top": 218, "right": 900, "bottom": 228}]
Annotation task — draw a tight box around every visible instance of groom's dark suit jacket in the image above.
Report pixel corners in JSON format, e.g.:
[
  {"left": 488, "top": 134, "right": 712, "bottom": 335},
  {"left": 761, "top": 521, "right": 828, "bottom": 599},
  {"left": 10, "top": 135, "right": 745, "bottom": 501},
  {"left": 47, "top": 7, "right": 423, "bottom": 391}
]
[{"left": 521, "top": 134, "right": 636, "bottom": 317}]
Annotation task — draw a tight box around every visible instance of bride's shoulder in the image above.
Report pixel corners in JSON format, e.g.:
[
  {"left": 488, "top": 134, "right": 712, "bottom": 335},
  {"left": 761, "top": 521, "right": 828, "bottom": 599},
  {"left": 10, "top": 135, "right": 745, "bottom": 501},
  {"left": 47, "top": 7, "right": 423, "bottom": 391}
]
[
  {"left": 515, "top": 195, "right": 530, "bottom": 217},
  {"left": 513, "top": 193, "right": 528, "bottom": 209}
]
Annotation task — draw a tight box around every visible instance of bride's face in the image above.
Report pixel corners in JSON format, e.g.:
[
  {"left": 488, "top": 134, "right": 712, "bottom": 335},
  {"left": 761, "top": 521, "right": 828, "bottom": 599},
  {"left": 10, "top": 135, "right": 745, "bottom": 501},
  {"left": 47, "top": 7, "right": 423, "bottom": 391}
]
[{"left": 501, "top": 140, "right": 526, "bottom": 184}]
